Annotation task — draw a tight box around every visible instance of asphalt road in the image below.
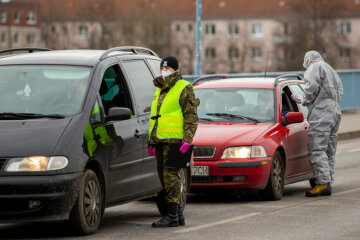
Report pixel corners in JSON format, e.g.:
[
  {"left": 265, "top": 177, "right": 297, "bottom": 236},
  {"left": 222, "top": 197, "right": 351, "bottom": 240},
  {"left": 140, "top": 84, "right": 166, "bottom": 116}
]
[{"left": 1, "top": 138, "right": 359, "bottom": 240}]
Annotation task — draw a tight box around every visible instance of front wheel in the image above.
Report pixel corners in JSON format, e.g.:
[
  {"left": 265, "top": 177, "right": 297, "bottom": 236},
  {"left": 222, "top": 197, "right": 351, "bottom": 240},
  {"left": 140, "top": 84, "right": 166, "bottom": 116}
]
[
  {"left": 68, "top": 169, "right": 103, "bottom": 235},
  {"left": 156, "top": 168, "right": 189, "bottom": 216},
  {"left": 259, "top": 151, "right": 284, "bottom": 200}
]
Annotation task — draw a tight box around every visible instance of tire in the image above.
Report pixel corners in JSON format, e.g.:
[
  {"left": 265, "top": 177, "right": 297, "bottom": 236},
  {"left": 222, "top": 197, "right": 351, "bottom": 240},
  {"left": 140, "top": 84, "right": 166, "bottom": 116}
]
[
  {"left": 259, "top": 151, "right": 284, "bottom": 200},
  {"left": 68, "top": 169, "right": 103, "bottom": 235},
  {"left": 156, "top": 168, "right": 189, "bottom": 216},
  {"left": 309, "top": 178, "right": 316, "bottom": 188}
]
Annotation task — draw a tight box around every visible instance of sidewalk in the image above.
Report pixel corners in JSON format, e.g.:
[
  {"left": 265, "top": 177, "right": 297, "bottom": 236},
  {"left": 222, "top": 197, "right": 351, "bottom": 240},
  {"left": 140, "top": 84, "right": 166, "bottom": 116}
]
[{"left": 338, "top": 112, "right": 360, "bottom": 140}]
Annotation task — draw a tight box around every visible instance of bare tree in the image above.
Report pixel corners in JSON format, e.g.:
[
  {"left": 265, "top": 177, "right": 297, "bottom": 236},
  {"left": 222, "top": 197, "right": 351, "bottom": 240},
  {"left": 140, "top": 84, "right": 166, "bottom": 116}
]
[{"left": 273, "top": 0, "right": 346, "bottom": 71}]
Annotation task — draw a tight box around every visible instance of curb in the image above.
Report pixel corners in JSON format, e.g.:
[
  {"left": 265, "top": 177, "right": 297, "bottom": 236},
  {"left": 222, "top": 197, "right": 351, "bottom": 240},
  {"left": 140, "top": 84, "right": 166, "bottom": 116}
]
[{"left": 338, "top": 131, "right": 360, "bottom": 141}]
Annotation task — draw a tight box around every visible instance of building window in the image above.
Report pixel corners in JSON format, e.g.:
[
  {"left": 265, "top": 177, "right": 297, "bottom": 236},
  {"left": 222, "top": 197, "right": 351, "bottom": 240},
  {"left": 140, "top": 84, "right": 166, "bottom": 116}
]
[
  {"left": 188, "top": 23, "right": 193, "bottom": 32},
  {"left": 26, "top": 11, "right": 37, "bottom": 24},
  {"left": 27, "top": 34, "right": 35, "bottom": 44},
  {"left": 14, "top": 11, "right": 21, "bottom": 24},
  {"left": 228, "top": 47, "right": 239, "bottom": 60},
  {"left": 185, "top": 47, "right": 193, "bottom": 58},
  {"left": 251, "top": 23, "right": 263, "bottom": 37},
  {"left": 13, "top": 33, "right": 19, "bottom": 44},
  {"left": 175, "top": 24, "right": 181, "bottom": 32},
  {"left": 78, "top": 25, "right": 89, "bottom": 38},
  {"left": 228, "top": 23, "right": 239, "bottom": 36},
  {"left": 1, "top": 33, "right": 6, "bottom": 45},
  {"left": 205, "top": 24, "right": 216, "bottom": 36},
  {"left": 205, "top": 47, "right": 216, "bottom": 60},
  {"left": 283, "top": 22, "right": 290, "bottom": 35},
  {"left": 339, "top": 21, "right": 351, "bottom": 35},
  {"left": 339, "top": 47, "right": 351, "bottom": 60},
  {"left": 251, "top": 47, "right": 263, "bottom": 61},
  {"left": 1, "top": 11, "right": 7, "bottom": 23}
]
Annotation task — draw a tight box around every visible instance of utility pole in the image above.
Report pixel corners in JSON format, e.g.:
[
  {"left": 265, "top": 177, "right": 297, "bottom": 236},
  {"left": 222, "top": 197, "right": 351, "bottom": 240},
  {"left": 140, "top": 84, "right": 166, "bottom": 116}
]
[{"left": 195, "top": 0, "right": 202, "bottom": 75}]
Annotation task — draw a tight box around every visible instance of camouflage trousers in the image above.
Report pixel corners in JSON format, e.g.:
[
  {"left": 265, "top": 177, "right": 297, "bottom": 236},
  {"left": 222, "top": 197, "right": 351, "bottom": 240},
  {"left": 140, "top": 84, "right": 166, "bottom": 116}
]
[
  {"left": 308, "top": 113, "right": 341, "bottom": 186},
  {"left": 155, "top": 143, "right": 181, "bottom": 204}
]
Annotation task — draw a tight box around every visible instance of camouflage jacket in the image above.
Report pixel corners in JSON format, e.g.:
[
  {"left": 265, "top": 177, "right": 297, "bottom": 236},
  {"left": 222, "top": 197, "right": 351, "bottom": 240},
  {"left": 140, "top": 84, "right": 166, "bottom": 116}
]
[{"left": 149, "top": 71, "right": 199, "bottom": 145}]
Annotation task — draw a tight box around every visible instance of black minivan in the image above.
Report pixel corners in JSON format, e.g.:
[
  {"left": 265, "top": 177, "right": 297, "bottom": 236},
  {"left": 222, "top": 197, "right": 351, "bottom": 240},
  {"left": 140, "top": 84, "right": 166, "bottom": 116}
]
[{"left": 0, "top": 47, "right": 190, "bottom": 235}]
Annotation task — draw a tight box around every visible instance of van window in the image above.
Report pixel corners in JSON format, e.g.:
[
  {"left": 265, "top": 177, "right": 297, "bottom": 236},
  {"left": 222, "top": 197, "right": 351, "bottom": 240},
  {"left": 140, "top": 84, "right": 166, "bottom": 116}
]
[
  {"left": 122, "top": 60, "right": 154, "bottom": 114},
  {"left": 99, "top": 65, "right": 133, "bottom": 115},
  {"left": 147, "top": 59, "right": 161, "bottom": 77},
  {"left": 0, "top": 65, "right": 91, "bottom": 115}
]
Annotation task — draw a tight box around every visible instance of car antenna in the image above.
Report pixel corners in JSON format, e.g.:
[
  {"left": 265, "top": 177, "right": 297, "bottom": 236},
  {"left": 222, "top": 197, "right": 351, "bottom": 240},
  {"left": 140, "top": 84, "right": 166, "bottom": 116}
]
[{"left": 264, "top": 52, "right": 270, "bottom": 78}]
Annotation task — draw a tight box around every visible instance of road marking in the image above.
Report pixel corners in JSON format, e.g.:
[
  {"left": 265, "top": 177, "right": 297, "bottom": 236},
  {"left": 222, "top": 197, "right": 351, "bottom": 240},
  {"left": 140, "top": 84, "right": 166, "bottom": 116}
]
[
  {"left": 348, "top": 148, "right": 360, "bottom": 153},
  {"left": 333, "top": 187, "right": 360, "bottom": 197},
  {"left": 174, "top": 212, "right": 261, "bottom": 234}
]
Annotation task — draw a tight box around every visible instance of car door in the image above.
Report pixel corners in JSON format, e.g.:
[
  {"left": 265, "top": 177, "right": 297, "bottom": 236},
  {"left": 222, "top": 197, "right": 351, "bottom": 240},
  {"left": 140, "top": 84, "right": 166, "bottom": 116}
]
[
  {"left": 99, "top": 64, "right": 144, "bottom": 202},
  {"left": 121, "top": 58, "right": 161, "bottom": 193},
  {"left": 280, "top": 85, "right": 310, "bottom": 178},
  {"left": 288, "top": 84, "right": 312, "bottom": 174}
]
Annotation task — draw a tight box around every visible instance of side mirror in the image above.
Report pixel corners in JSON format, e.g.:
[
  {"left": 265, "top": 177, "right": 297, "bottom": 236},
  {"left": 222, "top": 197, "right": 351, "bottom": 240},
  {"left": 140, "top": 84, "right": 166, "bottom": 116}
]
[
  {"left": 106, "top": 107, "right": 131, "bottom": 122},
  {"left": 285, "top": 112, "right": 304, "bottom": 124}
]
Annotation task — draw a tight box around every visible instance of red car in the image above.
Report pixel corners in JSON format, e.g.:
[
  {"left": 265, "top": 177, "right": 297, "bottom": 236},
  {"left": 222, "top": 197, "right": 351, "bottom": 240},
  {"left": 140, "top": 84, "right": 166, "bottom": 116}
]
[{"left": 191, "top": 74, "right": 314, "bottom": 200}]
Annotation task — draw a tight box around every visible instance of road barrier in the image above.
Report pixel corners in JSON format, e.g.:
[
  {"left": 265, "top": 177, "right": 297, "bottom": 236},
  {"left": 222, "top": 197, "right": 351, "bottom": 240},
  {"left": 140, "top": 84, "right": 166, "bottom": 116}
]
[{"left": 184, "top": 70, "right": 360, "bottom": 111}]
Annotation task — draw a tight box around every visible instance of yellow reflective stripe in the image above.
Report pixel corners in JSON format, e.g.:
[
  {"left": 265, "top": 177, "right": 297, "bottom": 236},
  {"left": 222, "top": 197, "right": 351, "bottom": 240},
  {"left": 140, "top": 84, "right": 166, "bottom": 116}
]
[{"left": 157, "top": 128, "right": 184, "bottom": 133}]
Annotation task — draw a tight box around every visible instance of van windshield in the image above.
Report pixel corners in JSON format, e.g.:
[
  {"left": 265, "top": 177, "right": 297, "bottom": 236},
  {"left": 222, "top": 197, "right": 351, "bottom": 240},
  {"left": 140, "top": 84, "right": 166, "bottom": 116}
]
[
  {"left": 0, "top": 65, "right": 92, "bottom": 116},
  {"left": 195, "top": 88, "right": 275, "bottom": 123}
]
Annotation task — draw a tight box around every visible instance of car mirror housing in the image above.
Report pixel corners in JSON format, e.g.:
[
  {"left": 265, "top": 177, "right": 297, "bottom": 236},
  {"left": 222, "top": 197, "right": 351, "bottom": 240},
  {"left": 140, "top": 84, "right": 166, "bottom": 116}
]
[
  {"left": 106, "top": 107, "right": 131, "bottom": 122},
  {"left": 285, "top": 112, "right": 304, "bottom": 124}
]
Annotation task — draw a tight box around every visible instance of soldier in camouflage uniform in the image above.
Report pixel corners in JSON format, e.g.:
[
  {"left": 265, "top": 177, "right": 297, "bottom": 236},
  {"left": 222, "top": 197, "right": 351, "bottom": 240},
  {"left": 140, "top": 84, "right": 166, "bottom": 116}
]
[{"left": 148, "top": 56, "right": 199, "bottom": 228}]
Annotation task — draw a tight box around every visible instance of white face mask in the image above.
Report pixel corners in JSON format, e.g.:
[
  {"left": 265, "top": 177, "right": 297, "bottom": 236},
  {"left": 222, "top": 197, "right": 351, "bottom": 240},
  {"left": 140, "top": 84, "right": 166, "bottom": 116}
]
[{"left": 161, "top": 70, "right": 173, "bottom": 79}]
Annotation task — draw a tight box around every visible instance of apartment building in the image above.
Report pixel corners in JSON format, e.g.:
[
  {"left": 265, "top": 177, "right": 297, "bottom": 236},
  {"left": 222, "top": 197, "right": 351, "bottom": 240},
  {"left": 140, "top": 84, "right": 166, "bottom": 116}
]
[
  {"left": 0, "top": 1, "right": 41, "bottom": 51},
  {"left": 5, "top": 0, "right": 360, "bottom": 74}
]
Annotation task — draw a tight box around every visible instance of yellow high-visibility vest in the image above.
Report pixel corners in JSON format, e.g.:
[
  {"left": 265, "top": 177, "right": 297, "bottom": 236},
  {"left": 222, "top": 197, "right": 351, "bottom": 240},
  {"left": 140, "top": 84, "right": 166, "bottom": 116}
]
[{"left": 149, "top": 80, "right": 191, "bottom": 140}]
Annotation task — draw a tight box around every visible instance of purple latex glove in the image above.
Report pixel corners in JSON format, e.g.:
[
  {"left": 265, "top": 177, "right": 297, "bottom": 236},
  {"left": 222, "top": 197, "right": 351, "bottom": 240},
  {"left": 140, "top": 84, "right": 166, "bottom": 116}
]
[
  {"left": 179, "top": 142, "right": 191, "bottom": 154},
  {"left": 148, "top": 145, "right": 155, "bottom": 156}
]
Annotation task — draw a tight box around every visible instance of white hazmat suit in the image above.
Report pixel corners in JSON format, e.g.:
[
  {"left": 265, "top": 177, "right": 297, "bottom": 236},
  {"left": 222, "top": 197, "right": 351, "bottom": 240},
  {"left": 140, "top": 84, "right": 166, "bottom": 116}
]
[{"left": 293, "top": 51, "right": 343, "bottom": 186}]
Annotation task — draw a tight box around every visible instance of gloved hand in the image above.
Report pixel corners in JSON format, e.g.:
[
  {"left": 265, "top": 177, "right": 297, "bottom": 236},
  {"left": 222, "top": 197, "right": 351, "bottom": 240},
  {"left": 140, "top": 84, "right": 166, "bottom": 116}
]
[
  {"left": 179, "top": 142, "right": 191, "bottom": 154},
  {"left": 291, "top": 94, "right": 301, "bottom": 104},
  {"left": 148, "top": 145, "right": 155, "bottom": 156}
]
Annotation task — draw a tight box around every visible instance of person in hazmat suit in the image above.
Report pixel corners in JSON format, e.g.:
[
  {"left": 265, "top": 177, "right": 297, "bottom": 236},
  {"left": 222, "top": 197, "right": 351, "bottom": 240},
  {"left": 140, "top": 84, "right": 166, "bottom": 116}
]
[
  {"left": 148, "top": 56, "right": 199, "bottom": 228},
  {"left": 292, "top": 51, "right": 343, "bottom": 197}
]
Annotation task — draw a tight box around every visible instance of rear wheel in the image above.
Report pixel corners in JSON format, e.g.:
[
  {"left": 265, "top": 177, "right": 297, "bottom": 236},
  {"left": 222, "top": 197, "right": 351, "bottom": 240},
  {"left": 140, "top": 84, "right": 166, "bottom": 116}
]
[
  {"left": 259, "top": 151, "right": 284, "bottom": 200},
  {"left": 156, "top": 168, "right": 189, "bottom": 216},
  {"left": 68, "top": 169, "right": 103, "bottom": 235}
]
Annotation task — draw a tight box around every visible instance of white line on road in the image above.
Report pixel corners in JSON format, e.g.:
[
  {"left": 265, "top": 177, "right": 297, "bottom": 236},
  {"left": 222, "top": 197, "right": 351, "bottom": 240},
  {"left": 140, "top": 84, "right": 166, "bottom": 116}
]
[
  {"left": 348, "top": 148, "right": 360, "bottom": 153},
  {"left": 174, "top": 212, "right": 261, "bottom": 234},
  {"left": 333, "top": 187, "right": 360, "bottom": 197}
]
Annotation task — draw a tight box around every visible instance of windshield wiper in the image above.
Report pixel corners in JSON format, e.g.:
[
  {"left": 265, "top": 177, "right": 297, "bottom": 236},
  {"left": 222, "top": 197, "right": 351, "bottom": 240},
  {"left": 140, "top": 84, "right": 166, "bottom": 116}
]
[
  {"left": 206, "top": 113, "right": 259, "bottom": 122},
  {"left": 199, "top": 117, "right": 214, "bottom": 122},
  {"left": 0, "top": 112, "right": 65, "bottom": 119}
]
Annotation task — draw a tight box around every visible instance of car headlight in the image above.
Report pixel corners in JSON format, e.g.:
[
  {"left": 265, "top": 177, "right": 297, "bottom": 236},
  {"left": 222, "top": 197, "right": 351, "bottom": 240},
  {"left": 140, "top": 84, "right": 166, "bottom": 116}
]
[
  {"left": 221, "top": 146, "right": 267, "bottom": 159},
  {"left": 4, "top": 156, "right": 68, "bottom": 172}
]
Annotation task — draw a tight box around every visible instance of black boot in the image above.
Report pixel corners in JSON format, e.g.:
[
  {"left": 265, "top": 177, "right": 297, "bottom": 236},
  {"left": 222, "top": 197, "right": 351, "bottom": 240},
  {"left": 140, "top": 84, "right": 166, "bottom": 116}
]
[
  {"left": 152, "top": 203, "right": 179, "bottom": 228},
  {"left": 178, "top": 206, "right": 185, "bottom": 226}
]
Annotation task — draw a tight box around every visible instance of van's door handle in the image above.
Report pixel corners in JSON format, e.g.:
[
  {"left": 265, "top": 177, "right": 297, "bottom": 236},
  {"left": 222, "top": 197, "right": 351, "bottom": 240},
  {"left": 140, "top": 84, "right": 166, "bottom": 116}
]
[
  {"left": 134, "top": 129, "right": 142, "bottom": 138},
  {"left": 304, "top": 124, "right": 308, "bottom": 130}
]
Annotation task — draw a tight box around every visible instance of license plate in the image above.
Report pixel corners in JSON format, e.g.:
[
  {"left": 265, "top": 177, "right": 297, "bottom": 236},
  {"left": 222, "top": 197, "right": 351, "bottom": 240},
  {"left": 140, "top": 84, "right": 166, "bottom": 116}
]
[{"left": 192, "top": 165, "right": 209, "bottom": 176}]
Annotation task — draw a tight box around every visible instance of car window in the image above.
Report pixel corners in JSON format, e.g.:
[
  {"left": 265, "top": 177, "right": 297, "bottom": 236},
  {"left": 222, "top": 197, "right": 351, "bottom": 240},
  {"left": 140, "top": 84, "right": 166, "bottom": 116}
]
[
  {"left": 90, "top": 99, "right": 102, "bottom": 124},
  {"left": 99, "top": 65, "right": 133, "bottom": 115},
  {"left": 0, "top": 65, "right": 91, "bottom": 115},
  {"left": 194, "top": 88, "right": 275, "bottom": 122},
  {"left": 122, "top": 60, "right": 154, "bottom": 114},
  {"left": 147, "top": 59, "right": 161, "bottom": 77},
  {"left": 289, "top": 84, "right": 308, "bottom": 118}
]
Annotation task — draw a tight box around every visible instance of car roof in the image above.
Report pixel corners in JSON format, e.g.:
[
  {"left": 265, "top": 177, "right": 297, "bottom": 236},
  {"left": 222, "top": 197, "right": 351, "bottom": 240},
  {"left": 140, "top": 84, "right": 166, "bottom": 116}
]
[
  {"left": 0, "top": 49, "right": 159, "bottom": 67},
  {"left": 194, "top": 78, "right": 277, "bottom": 89}
]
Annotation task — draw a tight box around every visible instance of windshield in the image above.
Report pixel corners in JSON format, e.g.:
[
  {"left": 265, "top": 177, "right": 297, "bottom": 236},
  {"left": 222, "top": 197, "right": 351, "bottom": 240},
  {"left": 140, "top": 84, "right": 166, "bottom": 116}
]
[
  {"left": 0, "top": 65, "right": 91, "bottom": 116},
  {"left": 195, "top": 88, "right": 275, "bottom": 123}
]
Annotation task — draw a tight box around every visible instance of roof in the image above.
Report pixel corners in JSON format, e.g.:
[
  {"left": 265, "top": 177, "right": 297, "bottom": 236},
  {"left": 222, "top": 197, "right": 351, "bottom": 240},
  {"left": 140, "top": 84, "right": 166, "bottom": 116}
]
[
  {"left": 0, "top": 49, "right": 159, "bottom": 66},
  {"left": 193, "top": 77, "right": 303, "bottom": 89},
  {"left": 10, "top": 0, "right": 360, "bottom": 21}
]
